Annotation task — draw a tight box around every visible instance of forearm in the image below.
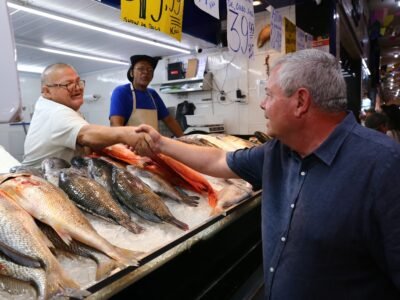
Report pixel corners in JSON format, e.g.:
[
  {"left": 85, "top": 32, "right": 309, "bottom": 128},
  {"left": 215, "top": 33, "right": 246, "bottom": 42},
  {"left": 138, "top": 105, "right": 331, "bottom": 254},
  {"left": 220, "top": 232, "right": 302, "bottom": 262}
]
[
  {"left": 77, "top": 125, "right": 139, "bottom": 150},
  {"left": 163, "top": 116, "right": 184, "bottom": 137},
  {"left": 158, "top": 137, "right": 238, "bottom": 178}
]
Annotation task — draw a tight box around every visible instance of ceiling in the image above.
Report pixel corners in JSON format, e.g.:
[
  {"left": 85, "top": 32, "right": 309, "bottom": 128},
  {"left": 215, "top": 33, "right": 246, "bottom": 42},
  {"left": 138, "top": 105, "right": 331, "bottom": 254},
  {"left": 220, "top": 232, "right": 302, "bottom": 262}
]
[{"left": 8, "top": 0, "right": 400, "bottom": 102}]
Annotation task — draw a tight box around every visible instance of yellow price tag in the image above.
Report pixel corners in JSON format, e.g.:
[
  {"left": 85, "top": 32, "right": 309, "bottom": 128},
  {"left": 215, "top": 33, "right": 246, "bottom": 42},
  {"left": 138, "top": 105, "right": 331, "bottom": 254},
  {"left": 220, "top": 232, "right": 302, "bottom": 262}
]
[
  {"left": 121, "top": 0, "right": 184, "bottom": 41},
  {"left": 284, "top": 18, "right": 296, "bottom": 54}
]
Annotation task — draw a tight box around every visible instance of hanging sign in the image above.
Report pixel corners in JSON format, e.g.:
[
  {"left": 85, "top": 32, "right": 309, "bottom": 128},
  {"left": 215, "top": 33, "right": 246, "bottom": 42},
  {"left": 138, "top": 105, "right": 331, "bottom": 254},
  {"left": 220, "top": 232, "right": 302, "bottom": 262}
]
[
  {"left": 284, "top": 17, "right": 296, "bottom": 53},
  {"left": 226, "top": 0, "right": 255, "bottom": 59},
  {"left": 194, "top": 0, "right": 219, "bottom": 19},
  {"left": 270, "top": 9, "right": 282, "bottom": 52},
  {"left": 121, "top": 0, "right": 184, "bottom": 41}
]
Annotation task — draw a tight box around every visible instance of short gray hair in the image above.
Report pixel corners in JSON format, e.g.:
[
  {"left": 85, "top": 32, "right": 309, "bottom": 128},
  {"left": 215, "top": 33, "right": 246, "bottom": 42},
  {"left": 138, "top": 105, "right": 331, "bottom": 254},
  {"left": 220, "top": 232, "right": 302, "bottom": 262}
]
[
  {"left": 272, "top": 49, "right": 347, "bottom": 112},
  {"left": 41, "top": 63, "right": 76, "bottom": 85}
]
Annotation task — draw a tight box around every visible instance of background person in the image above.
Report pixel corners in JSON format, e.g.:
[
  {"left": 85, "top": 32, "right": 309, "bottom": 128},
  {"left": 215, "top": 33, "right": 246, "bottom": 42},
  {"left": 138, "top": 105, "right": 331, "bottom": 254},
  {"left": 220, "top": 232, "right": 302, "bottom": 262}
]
[
  {"left": 364, "top": 112, "right": 388, "bottom": 133},
  {"left": 109, "top": 55, "right": 183, "bottom": 137},
  {"left": 136, "top": 49, "right": 400, "bottom": 299},
  {"left": 22, "top": 63, "right": 148, "bottom": 167}
]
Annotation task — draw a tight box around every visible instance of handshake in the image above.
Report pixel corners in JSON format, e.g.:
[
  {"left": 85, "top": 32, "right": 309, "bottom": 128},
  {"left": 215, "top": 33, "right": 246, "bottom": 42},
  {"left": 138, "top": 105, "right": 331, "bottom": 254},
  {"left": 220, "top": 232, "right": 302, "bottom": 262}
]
[{"left": 132, "top": 124, "right": 163, "bottom": 157}]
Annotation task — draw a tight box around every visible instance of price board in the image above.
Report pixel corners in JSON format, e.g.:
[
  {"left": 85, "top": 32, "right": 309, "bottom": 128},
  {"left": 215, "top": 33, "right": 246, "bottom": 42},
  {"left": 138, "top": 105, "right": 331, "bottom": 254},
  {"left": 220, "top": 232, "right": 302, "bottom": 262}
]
[
  {"left": 270, "top": 9, "right": 282, "bottom": 52},
  {"left": 226, "top": 0, "right": 255, "bottom": 59},
  {"left": 121, "top": 0, "right": 184, "bottom": 41}
]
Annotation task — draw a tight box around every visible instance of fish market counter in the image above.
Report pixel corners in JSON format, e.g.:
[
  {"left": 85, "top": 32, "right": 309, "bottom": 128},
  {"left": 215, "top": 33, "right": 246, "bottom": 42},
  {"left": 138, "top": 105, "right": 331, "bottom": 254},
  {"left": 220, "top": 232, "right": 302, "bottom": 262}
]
[{"left": 86, "top": 192, "right": 262, "bottom": 299}]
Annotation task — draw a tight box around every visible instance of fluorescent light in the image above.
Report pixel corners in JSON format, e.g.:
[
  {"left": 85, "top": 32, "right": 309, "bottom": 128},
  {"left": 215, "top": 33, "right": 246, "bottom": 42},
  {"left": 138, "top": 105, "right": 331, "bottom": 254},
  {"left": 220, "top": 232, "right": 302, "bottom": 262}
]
[
  {"left": 38, "top": 47, "right": 129, "bottom": 65},
  {"left": 17, "top": 64, "right": 44, "bottom": 73},
  {"left": 7, "top": 2, "right": 191, "bottom": 54},
  {"left": 253, "top": 1, "right": 262, "bottom": 6}
]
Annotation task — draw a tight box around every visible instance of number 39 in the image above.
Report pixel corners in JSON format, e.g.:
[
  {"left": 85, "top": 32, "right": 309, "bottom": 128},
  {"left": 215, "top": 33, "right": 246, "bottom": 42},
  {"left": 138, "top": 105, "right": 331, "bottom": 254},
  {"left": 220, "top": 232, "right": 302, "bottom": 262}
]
[{"left": 229, "top": 9, "right": 249, "bottom": 54}]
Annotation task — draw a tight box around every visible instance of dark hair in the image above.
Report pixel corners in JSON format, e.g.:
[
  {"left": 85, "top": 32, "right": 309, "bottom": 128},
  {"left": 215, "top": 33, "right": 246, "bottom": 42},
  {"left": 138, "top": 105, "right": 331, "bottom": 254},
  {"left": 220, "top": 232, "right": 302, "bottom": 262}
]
[
  {"left": 381, "top": 105, "right": 400, "bottom": 130},
  {"left": 365, "top": 112, "right": 388, "bottom": 130}
]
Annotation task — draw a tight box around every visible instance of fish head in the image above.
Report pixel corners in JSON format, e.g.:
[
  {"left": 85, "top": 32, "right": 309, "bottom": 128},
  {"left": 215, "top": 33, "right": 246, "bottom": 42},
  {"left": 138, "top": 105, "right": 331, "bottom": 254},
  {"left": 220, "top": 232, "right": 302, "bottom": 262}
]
[{"left": 41, "top": 157, "right": 71, "bottom": 174}]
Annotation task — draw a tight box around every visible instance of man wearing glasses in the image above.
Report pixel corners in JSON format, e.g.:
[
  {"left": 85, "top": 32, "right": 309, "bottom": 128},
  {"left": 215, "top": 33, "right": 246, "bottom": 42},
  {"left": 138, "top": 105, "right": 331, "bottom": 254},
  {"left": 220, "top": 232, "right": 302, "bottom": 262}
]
[
  {"left": 22, "top": 63, "right": 148, "bottom": 167},
  {"left": 109, "top": 55, "right": 183, "bottom": 137}
]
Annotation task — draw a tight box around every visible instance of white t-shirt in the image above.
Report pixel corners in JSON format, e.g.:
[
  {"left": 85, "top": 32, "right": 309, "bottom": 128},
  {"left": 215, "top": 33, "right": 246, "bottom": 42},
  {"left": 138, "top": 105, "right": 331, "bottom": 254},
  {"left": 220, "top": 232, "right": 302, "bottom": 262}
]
[{"left": 22, "top": 96, "right": 89, "bottom": 167}]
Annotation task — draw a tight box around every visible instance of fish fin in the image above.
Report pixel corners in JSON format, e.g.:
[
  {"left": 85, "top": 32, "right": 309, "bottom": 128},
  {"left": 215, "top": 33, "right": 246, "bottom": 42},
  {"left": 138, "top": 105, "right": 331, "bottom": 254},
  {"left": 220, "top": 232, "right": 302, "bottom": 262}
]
[
  {"left": 52, "top": 227, "right": 73, "bottom": 246},
  {"left": 0, "top": 240, "right": 42, "bottom": 268},
  {"left": 208, "top": 191, "right": 219, "bottom": 208},
  {"left": 210, "top": 206, "right": 226, "bottom": 216}
]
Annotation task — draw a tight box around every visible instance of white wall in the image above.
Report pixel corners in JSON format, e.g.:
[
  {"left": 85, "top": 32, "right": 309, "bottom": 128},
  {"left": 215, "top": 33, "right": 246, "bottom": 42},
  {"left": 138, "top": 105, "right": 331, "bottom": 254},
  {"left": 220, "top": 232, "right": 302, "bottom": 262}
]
[{"left": 2, "top": 7, "right": 295, "bottom": 161}]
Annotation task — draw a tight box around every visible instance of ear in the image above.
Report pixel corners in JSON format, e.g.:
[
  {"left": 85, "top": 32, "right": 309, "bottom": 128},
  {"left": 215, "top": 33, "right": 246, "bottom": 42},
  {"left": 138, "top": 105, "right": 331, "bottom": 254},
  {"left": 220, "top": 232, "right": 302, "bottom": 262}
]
[
  {"left": 41, "top": 85, "right": 51, "bottom": 98},
  {"left": 294, "top": 88, "right": 311, "bottom": 117}
]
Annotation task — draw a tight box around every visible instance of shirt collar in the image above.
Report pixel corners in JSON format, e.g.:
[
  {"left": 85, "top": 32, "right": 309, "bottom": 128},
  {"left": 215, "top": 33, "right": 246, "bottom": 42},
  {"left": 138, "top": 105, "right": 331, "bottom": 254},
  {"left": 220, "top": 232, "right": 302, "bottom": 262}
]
[{"left": 312, "top": 112, "right": 357, "bottom": 166}]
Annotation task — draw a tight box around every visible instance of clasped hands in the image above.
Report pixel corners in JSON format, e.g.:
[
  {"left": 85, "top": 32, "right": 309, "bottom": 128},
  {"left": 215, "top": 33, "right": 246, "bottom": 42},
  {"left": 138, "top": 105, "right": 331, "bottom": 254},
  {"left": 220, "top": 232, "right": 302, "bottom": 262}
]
[{"left": 133, "top": 124, "right": 161, "bottom": 157}]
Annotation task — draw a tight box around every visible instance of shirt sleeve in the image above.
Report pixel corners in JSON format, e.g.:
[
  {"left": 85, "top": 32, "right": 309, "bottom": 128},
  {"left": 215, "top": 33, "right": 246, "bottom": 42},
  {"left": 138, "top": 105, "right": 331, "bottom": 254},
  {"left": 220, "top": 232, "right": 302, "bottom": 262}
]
[
  {"left": 150, "top": 89, "right": 169, "bottom": 120},
  {"left": 226, "top": 143, "right": 268, "bottom": 190},
  {"left": 110, "top": 85, "right": 132, "bottom": 122},
  {"left": 50, "top": 108, "right": 89, "bottom": 150}
]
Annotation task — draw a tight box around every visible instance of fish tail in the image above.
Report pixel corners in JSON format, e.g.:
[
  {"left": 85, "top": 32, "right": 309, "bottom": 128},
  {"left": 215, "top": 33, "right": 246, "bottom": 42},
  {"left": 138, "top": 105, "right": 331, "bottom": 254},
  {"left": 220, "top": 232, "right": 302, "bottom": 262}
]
[
  {"left": 118, "top": 219, "right": 144, "bottom": 234},
  {"left": 166, "top": 217, "right": 189, "bottom": 231},
  {"left": 113, "top": 247, "right": 143, "bottom": 267},
  {"left": 95, "top": 258, "right": 119, "bottom": 281},
  {"left": 181, "top": 195, "right": 200, "bottom": 207},
  {"left": 46, "top": 267, "right": 90, "bottom": 299},
  {"left": 208, "top": 191, "right": 219, "bottom": 208}
]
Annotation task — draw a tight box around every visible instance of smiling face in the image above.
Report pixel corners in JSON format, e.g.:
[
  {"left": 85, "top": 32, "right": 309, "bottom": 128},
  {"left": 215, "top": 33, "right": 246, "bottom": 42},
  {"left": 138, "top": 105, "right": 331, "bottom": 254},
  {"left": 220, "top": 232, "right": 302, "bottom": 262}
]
[
  {"left": 41, "top": 66, "right": 84, "bottom": 111},
  {"left": 260, "top": 67, "right": 298, "bottom": 139},
  {"left": 131, "top": 60, "right": 154, "bottom": 90}
]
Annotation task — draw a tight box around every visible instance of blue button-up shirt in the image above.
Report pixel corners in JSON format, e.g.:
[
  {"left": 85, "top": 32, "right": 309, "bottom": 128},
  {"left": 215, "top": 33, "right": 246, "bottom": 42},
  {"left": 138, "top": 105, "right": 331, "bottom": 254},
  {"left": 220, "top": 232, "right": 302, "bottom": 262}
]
[{"left": 227, "top": 113, "right": 400, "bottom": 299}]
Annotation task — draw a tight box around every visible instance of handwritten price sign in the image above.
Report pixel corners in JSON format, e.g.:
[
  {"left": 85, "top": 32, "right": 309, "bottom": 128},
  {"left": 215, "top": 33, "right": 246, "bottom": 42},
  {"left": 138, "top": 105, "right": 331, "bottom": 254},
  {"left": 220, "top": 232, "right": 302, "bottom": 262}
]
[
  {"left": 226, "top": 0, "right": 255, "bottom": 59},
  {"left": 121, "top": 0, "right": 184, "bottom": 41},
  {"left": 195, "top": 0, "right": 219, "bottom": 19}
]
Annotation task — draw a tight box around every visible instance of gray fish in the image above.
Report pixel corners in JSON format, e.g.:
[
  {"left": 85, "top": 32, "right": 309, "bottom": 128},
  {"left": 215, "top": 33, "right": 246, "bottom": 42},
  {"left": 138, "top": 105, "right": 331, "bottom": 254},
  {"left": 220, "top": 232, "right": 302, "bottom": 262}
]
[
  {"left": 9, "top": 165, "right": 43, "bottom": 177},
  {"left": 58, "top": 169, "right": 143, "bottom": 234},
  {"left": 0, "top": 254, "right": 46, "bottom": 300},
  {"left": 126, "top": 165, "right": 199, "bottom": 207},
  {"left": 112, "top": 167, "right": 189, "bottom": 231},
  {"left": 41, "top": 157, "right": 70, "bottom": 174},
  {"left": 0, "top": 189, "right": 87, "bottom": 299},
  {"left": 38, "top": 221, "right": 120, "bottom": 281}
]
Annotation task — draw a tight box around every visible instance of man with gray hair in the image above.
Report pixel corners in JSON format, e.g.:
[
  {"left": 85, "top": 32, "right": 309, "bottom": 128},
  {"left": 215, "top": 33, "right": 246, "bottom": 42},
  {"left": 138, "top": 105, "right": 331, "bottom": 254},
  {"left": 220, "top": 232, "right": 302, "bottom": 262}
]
[
  {"left": 23, "top": 63, "right": 148, "bottom": 167},
  {"left": 136, "top": 49, "right": 400, "bottom": 299}
]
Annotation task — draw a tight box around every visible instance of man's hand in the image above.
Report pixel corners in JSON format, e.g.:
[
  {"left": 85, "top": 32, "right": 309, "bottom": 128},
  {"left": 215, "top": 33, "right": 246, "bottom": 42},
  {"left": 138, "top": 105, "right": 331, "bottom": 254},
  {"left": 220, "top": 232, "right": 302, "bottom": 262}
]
[{"left": 135, "top": 125, "right": 163, "bottom": 155}]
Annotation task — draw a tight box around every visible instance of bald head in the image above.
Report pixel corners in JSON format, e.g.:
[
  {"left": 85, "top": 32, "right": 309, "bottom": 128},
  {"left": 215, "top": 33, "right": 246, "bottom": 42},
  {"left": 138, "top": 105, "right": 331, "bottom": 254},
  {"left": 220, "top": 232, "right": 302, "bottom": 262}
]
[{"left": 41, "top": 63, "right": 76, "bottom": 86}]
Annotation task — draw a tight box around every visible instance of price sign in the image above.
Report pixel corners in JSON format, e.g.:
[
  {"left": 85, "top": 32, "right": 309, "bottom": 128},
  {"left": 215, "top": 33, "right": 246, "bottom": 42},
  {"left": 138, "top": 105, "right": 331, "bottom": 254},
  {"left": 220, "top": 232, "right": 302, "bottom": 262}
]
[
  {"left": 195, "top": 0, "right": 219, "bottom": 19},
  {"left": 226, "top": 0, "right": 255, "bottom": 59},
  {"left": 121, "top": 0, "right": 184, "bottom": 41},
  {"left": 296, "top": 27, "right": 305, "bottom": 50},
  {"left": 284, "top": 17, "right": 296, "bottom": 53},
  {"left": 270, "top": 9, "right": 282, "bottom": 52}
]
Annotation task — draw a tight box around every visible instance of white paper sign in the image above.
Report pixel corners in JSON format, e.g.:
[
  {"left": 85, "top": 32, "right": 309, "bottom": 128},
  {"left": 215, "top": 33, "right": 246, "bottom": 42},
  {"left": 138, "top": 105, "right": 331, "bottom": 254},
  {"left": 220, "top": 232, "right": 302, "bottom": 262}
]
[
  {"left": 296, "top": 27, "right": 306, "bottom": 50},
  {"left": 270, "top": 9, "right": 283, "bottom": 52},
  {"left": 194, "top": 0, "right": 219, "bottom": 19},
  {"left": 226, "top": 0, "right": 255, "bottom": 59}
]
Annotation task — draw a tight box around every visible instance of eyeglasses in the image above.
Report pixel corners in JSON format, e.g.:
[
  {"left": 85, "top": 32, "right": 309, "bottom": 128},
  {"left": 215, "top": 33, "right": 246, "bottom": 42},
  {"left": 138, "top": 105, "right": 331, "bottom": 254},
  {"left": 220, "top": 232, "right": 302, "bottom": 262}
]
[
  {"left": 134, "top": 67, "right": 154, "bottom": 73},
  {"left": 46, "top": 80, "right": 85, "bottom": 92}
]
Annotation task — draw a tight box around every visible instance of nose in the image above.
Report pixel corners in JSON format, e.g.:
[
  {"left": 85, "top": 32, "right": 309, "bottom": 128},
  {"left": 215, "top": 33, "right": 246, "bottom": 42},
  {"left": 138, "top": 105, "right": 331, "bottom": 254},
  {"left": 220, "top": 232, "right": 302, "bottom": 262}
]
[{"left": 260, "top": 98, "right": 266, "bottom": 110}]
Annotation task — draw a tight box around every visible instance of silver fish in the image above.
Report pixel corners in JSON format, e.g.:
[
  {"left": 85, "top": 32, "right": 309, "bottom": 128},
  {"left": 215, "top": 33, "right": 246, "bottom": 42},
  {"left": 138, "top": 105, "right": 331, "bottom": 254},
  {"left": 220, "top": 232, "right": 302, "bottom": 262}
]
[
  {"left": 58, "top": 169, "right": 143, "bottom": 234},
  {"left": 127, "top": 165, "right": 199, "bottom": 207},
  {"left": 112, "top": 167, "right": 189, "bottom": 231},
  {"left": 0, "top": 173, "right": 140, "bottom": 267}
]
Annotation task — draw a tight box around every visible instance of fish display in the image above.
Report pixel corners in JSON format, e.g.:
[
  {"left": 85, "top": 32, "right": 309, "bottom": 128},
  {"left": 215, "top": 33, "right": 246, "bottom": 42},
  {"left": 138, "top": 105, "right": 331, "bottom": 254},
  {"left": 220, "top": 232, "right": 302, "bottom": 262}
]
[
  {"left": 0, "top": 173, "right": 140, "bottom": 267},
  {"left": 0, "top": 190, "right": 87, "bottom": 299},
  {"left": 38, "top": 221, "right": 119, "bottom": 281},
  {"left": 58, "top": 168, "right": 143, "bottom": 234},
  {"left": 214, "top": 181, "right": 253, "bottom": 214},
  {"left": 127, "top": 165, "right": 199, "bottom": 207},
  {"left": 41, "top": 157, "right": 73, "bottom": 186},
  {"left": 112, "top": 167, "right": 189, "bottom": 231}
]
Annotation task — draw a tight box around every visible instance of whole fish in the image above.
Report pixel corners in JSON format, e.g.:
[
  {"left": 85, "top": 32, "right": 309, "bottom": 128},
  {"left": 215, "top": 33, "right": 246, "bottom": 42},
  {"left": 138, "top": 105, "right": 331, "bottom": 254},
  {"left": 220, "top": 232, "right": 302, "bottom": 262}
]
[
  {"left": 0, "top": 189, "right": 87, "bottom": 299},
  {"left": 0, "top": 173, "right": 140, "bottom": 267},
  {"left": 58, "top": 169, "right": 143, "bottom": 234},
  {"left": 127, "top": 165, "right": 199, "bottom": 207},
  {"left": 38, "top": 221, "right": 120, "bottom": 281},
  {"left": 112, "top": 167, "right": 189, "bottom": 231}
]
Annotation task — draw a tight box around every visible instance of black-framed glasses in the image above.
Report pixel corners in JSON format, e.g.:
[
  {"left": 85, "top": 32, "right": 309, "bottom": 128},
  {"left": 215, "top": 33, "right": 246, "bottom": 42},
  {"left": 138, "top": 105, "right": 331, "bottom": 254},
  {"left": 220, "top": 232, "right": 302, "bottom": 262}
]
[
  {"left": 46, "top": 80, "right": 85, "bottom": 92},
  {"left": 134, "top": 67, "right": 154, "bottom": 73}
]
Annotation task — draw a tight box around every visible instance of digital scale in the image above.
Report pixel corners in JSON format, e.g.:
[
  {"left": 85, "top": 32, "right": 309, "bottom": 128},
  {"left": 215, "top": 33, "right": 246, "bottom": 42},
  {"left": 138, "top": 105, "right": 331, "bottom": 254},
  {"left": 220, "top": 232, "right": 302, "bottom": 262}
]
[{"left": 183, "top": 115, "right": 225, "bottom": 134}]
